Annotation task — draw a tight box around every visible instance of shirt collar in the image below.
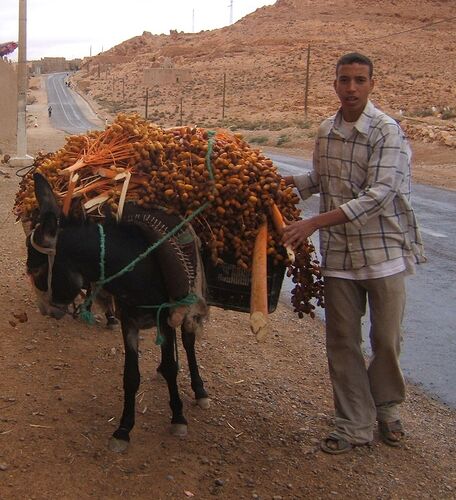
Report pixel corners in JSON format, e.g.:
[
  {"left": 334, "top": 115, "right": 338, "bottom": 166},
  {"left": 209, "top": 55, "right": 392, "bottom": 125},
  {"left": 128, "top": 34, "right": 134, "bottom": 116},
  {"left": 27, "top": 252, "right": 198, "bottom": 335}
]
[{"left": 331, "top": 100, "right": 375, "bottom": 137}]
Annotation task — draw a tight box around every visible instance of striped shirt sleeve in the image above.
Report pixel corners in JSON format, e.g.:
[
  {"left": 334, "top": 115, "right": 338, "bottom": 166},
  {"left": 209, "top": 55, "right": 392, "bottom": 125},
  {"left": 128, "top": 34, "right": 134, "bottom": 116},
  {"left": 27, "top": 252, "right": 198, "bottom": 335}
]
[{"left": 340, "top": 121, "right": 408, "bottom": 229}]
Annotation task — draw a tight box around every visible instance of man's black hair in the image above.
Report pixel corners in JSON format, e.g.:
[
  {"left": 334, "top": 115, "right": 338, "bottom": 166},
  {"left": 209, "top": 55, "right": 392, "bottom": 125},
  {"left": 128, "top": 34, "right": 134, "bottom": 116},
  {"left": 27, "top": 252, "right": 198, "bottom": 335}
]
[{"left": 336, "top": 53, "right": 374, "bottom": 78}]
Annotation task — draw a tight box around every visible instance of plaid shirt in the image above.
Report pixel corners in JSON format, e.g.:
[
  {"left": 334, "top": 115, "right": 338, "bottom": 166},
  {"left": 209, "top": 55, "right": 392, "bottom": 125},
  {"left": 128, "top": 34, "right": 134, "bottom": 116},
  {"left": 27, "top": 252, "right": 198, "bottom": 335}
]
[{"left": 293, "top": 100, "right": 426, "bottom": 271}]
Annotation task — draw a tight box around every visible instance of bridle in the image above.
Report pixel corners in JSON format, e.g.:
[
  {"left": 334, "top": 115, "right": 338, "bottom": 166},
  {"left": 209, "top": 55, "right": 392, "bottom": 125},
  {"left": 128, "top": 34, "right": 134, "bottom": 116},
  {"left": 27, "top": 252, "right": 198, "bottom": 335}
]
[
  {"left": 28, "top": 225, "right": 57, "bottom": 306},
  {"left": 28, "top": 226, "right": 86, "bottom": 319}
]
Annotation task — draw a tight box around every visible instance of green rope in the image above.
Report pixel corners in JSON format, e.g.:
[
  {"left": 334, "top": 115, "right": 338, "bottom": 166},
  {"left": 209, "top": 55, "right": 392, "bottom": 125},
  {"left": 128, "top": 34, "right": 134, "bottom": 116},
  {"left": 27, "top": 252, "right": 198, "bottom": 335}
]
[
  {"left": 99, "top": 224, "right": 106, "bottom": 281},
  {"left": 79, "top": 203, "right": 208, "bottom": 328},
  {"left": 99, "top": 203, "right": 209, "bottom": 286},
  {"left": 206, "top": 130, "right": 216, "bottom": 181},
  {"left": 79, "top": 307, "right": 96, "bottom": 325},
  {"left": 79, "top": 225, "right": 106, "bottom": 325},
  {"left": 79, "top": 130, "right": 217, "bottom": 342},
  {"left": 139, "top": 292, "right": 200, "bottom": 345}
]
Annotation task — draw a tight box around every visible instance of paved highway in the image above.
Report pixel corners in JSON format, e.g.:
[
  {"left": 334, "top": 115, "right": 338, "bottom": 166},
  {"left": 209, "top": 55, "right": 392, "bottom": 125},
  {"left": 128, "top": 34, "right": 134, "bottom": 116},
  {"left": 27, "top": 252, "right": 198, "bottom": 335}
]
[
  {"left": 46, "top": 72, "right": 103, "bottom": 134},
  {"left": 268, "top": 152, "right": 456, "bottom": 408}
]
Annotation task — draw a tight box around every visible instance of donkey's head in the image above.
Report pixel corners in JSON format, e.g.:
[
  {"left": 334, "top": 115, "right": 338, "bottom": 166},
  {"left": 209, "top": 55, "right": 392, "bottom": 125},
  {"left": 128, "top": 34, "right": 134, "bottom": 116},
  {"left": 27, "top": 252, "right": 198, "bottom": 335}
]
[{"left": 26, "top": 173, "right": 84, "bottom": 319}]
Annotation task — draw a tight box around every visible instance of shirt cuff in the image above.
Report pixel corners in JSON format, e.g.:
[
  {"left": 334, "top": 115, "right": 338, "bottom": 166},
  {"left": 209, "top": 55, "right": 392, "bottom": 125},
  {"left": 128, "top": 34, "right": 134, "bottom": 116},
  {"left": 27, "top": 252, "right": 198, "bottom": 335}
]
[
  {"left": 293, "top": 173, "right": 317, "bottom": 199},
  {"left": 339, "top": 200, "right": 368, "bottom": 229}
]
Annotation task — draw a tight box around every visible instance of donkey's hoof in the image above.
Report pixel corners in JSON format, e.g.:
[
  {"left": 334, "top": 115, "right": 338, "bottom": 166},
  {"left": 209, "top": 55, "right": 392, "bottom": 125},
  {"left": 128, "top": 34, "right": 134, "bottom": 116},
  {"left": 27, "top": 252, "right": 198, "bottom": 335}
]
[
  {"left": 195, "top": 397, "right": 210, "bottom": 409},
  {"left": 108, "top": 436, "right": 129, "bottom": 453},
  {"left": 170, "top": 423, "right": 188, "bottom": 437},
  {"left": 106, "top": 317, "right": 120, "bottom": 331}
]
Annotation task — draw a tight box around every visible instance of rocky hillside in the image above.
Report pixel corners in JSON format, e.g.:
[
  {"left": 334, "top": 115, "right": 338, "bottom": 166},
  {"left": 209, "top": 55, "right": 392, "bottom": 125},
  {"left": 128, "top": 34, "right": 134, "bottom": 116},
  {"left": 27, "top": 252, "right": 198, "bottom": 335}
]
[{"left": 72, "top": 0, "right": 456, "bottom": 149}]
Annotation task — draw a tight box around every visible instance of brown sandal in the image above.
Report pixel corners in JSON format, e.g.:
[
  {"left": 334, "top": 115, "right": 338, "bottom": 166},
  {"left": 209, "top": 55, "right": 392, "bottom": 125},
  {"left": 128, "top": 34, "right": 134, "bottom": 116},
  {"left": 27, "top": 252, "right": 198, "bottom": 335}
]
[
  {"left": 320, "top": 436, "right": 353, "bottom": 455},
  {"left": 378, "top": 420, "right": 405, "bottom": 447}
]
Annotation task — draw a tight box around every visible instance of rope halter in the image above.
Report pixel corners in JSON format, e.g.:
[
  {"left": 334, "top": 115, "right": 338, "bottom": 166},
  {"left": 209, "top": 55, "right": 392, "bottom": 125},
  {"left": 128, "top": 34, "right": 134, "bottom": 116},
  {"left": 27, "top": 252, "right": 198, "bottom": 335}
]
[{"left": 29, "top": 226, "right": 57, "bottom": 302}]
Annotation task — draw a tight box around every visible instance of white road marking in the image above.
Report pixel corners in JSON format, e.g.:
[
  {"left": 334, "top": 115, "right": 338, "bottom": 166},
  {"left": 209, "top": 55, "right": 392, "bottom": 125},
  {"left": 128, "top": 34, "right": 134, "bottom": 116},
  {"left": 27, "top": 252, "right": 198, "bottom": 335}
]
[
  {"left": 420, "top": 227, "right": 448, "bottom": 238},
  {"left": 48, "top": 73, "right": 96, "bottom": 132},
  {"left": 49, "top": 74, "right": 79, "bottom": 128}
]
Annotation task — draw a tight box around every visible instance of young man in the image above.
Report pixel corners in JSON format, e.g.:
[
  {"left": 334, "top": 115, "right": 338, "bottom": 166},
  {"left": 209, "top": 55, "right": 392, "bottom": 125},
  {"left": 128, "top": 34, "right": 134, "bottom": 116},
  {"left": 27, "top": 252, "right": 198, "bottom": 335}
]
[{"left": 282, "top": 53, "right": 426, "bottom": 454}]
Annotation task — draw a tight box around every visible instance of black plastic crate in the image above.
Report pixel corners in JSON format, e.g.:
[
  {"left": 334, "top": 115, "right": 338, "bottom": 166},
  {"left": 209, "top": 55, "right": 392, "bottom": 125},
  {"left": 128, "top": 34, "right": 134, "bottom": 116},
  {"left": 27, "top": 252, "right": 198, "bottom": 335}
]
[{"left": 202, "top": 253, "right": 286, "bottom": 313}]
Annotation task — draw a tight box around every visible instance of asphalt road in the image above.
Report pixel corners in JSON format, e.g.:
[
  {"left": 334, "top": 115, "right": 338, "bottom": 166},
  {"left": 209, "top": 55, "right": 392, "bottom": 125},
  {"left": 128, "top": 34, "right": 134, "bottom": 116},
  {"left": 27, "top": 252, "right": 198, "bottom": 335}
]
[
  {"left": 268, "top": 152, "right": 456, "bottom": 409},
  {"left": 46, "top": 72, "right": 102, "bottom": 134}
]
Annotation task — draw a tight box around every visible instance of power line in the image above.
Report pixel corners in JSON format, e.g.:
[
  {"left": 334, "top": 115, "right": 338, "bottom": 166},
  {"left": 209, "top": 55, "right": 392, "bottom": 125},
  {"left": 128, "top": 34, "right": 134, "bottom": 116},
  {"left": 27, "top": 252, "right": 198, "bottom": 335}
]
[{"left": 345, "top": 15, "right": 456, "bottom": 45}]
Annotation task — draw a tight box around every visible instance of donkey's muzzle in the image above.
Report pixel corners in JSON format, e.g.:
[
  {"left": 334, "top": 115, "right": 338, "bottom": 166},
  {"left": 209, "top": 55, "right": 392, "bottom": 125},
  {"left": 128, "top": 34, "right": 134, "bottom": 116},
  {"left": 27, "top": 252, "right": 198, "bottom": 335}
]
[
  {"left": 49, "top": 305, "right": 67, "bottom": 320},
  {"left": 33, "top": 287, "right": 67, "bottom": 319}
]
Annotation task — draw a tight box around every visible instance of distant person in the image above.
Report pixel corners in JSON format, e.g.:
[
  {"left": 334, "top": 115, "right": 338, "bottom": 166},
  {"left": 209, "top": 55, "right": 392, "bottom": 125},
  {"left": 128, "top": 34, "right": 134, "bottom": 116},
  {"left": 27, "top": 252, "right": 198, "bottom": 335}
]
[
  {"left": 282, "top": 52, "right": 426, "bottom": 454},
  {"left": 34, "top": 116, "right": 38, "bottom": 128},
  {"left": 48, "top": 105, "right": 52, "bottom": 118}
]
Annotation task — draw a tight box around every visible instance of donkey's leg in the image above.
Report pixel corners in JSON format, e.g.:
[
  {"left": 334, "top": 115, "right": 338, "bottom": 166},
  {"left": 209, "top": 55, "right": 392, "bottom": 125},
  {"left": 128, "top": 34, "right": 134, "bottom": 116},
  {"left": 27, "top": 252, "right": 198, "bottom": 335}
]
[
  {"left": 97, "top": 289, "right": 119, "bottom": 330},
  {"left": 159, "top": 320, "right": 188, "bottom": 436},
  {"left": 181, "top": 323, "right": 210, "bottom": 409},
  {"left": 105, "top": 301, "right": 120, "bottom": 330},
  {"left": 109, "top": 320, "right": 140, "bottom": 453}
]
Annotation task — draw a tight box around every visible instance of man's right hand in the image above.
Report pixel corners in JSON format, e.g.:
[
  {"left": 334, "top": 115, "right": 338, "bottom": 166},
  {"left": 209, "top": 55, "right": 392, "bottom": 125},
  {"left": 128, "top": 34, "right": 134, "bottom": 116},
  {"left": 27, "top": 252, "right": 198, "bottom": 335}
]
[
  {"left": 283, "top": 175, "right": 294, "bottom": 186},
  {"left": 282, "top": 218, "right": 318, "bottom": 250}
]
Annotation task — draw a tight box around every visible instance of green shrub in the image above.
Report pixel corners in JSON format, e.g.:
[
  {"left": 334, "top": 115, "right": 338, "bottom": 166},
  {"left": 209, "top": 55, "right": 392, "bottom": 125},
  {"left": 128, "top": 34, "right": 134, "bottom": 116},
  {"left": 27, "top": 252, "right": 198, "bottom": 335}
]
[
  {"left": 441, "top": 108, "right": 456, "bottom": 120},
  {"left": 276, "top": 135, "right": 290, "bottom": 146},
  {"left": 410, "top": 108, "right": 434, "bottom": 118},
  {"left": 249, "top": 136, "right": 269, "bottom": 145},
  {"left": 296, "top": 120, "right": 311, "bottom": 129}
]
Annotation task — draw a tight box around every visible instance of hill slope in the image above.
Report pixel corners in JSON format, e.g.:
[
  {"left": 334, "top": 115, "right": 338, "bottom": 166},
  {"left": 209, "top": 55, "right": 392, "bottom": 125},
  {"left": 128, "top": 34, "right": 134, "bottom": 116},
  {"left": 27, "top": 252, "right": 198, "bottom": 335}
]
[{"left": 73, "top": 0, "right": 455, "bottom": 149}]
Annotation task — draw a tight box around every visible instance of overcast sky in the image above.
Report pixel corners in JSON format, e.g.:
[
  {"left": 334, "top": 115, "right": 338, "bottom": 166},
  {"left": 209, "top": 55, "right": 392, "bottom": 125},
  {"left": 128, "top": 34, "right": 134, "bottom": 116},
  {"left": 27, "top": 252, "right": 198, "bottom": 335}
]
[{"left": 1, "top": 0, "right": 276, "bottom": 61}]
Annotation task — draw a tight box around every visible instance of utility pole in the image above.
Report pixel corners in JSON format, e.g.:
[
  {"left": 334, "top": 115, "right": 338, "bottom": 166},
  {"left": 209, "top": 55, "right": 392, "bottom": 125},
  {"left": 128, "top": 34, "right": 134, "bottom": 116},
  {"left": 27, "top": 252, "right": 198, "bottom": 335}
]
[
  {"left": 222, "top": 72, "right": 226, "bottom": 122},
  {"left": 304, "top": 44, "right": 311, "bottom": 121},
  {"left": 229, "top": 0, "right": 234, "bottom": 25},
  {"left": 145, "top": 88, "right": 149, "bottom": 119},
  {"left": 11, "top": 0, "right": 33, "bottom": 167},
  {"left": 192, "top": 9, "right": 195, "bottom": 33}
]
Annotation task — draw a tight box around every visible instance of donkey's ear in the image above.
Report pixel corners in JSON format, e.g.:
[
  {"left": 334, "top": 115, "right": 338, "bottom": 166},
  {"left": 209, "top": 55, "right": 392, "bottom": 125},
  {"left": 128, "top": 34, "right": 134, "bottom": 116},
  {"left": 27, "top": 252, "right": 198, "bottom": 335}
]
[
  {"left": 33, "top": 173, "right": 60, "bottom": 218},
  {"left": 33, "top": 173, "right": 59, "bottom": 249}
]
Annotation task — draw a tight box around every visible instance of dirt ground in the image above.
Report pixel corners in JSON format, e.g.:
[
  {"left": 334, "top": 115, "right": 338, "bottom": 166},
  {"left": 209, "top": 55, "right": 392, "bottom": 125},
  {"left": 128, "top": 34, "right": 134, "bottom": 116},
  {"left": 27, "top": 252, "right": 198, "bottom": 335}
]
[{"left": 1, "top": 79, "right": 455, "bottom": 500}]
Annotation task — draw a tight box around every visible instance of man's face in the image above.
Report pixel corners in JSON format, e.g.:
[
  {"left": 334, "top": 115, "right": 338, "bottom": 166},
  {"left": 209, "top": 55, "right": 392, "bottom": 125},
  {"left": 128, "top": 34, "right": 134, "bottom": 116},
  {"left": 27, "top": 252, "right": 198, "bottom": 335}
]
[{"left": 334, "top": 63, "right": 374, "bottom": 121}]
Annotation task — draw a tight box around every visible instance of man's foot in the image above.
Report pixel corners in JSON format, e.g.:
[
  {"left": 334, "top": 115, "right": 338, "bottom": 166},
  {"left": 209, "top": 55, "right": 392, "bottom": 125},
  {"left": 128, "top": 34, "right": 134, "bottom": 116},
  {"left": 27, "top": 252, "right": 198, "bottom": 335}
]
[
  {"left": 378, "top": 420, "right": 405, "bottom": 447},
  {"left": 320, "top": 436, "right": 353, "bottom": 455},
  {"left": 320, "top": 434, "right": 372, "bottom": 455}
]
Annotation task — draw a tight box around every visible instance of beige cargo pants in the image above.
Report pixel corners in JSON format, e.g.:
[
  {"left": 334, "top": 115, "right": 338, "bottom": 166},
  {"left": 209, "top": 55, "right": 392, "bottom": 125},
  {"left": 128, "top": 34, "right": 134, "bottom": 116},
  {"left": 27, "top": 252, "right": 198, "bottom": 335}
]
[{"left": 324, "top": 272, "right": 406, "bottom": 444}]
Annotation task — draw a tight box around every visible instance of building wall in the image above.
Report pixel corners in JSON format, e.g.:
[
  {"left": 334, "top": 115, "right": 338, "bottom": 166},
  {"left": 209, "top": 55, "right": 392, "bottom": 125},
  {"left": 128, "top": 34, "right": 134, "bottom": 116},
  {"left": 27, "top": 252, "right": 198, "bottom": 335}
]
[
  {"left": 30, "top": 57, "right": 81, "bottom": 75},
  {"left": 143, "top": 68, "right": 191, "bottom": 86},
  {"left": 89, "top": 55, "right": 129, "bottom": 65},
  {"left": 0, "top": 60, "right": 17, "bottom": 152}
]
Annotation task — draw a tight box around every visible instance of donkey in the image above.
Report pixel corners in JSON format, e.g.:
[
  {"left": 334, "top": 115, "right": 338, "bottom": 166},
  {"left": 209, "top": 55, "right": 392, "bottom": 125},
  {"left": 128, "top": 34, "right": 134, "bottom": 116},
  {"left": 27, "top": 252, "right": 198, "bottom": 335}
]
[{"left": 26, "top": 173, "right": 209, "bottom": 452}]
